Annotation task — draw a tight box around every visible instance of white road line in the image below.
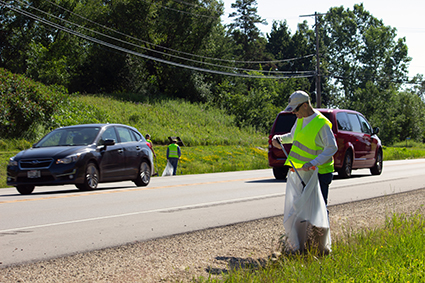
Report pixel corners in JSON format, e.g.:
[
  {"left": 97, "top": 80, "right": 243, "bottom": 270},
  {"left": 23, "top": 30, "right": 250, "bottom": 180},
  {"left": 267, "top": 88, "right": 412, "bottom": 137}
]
[{"left": 0, "top": 192, "right": 284, "bottom": 233}]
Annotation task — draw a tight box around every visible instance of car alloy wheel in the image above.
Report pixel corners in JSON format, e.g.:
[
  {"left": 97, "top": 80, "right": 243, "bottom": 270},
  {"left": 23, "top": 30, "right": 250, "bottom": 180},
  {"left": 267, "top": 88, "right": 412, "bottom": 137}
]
[
  {"left": 134, "top": 160, "right": 151, "bottom": 187},
  {"left": 77, "top": 162, "right": 99, "bottom": 191}
]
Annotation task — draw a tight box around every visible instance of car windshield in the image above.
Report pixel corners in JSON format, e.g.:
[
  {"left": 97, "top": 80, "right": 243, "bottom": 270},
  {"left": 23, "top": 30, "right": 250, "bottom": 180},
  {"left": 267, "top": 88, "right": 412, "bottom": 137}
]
[{"left": 35, "top": 127, "right": 101, "bottom": 147}]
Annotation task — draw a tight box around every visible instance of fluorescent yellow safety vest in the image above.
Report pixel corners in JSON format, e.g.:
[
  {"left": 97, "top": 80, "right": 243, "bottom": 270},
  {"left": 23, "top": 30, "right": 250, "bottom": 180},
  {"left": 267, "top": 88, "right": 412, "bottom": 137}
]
[
  {"left": 285, "top": 113, "right": 334, "bottom": 174},
  {"left": 168, "top": 143, "right": 179, "bottom": 158}
]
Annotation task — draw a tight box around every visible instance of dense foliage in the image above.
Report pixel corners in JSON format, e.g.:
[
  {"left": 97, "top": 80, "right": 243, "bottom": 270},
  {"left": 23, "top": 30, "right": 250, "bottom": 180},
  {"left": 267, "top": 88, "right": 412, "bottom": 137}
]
[
  {"left": 1, "top": 1, "right": 425, "bottom": 144},
  {"left": 0, "top": 68, "right": 67, "bottom": 139}
]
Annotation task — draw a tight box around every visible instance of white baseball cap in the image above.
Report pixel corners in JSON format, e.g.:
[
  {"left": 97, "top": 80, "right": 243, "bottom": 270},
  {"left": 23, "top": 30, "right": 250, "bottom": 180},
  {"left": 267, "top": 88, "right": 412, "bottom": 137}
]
[{"left": 284, "top": 91, "right": 310, "bottom": 112}]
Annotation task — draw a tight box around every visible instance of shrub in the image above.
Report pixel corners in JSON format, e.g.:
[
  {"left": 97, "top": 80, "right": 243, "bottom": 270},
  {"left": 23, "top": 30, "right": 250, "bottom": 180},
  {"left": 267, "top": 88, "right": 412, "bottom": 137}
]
[{"left": 0, "top": 68, "right": 67, "bottom": 139}]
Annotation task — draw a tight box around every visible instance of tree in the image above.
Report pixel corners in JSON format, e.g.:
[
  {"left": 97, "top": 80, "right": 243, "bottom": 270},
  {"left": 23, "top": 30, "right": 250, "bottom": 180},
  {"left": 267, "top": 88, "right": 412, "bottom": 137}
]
[
  {"left": 409, "top": 74, "right": 425, "bottom": 101},
  {"left": 227, "top": 0, "right": 268, "bottom": 69},
  {"left": 0, "top": 0, "right": 226, "bottom": 96},
  {"left": 322, "top": 4, "right": 411, "bottom": 100},
  {"left": 265, "top": 21, "right": 317, "bottom": 102}
]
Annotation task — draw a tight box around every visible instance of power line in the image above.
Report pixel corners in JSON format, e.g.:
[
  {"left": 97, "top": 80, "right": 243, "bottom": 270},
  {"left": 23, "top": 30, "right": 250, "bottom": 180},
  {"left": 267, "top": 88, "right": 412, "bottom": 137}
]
[
  {"left": 1, "top": 1, "right": 313, "bottom": 79},
  {"left": 42, "top": 0, "right": 313, "bottom": 65},
  {"left": 13, "top": 0, "right": 313, "bottom": 75}
]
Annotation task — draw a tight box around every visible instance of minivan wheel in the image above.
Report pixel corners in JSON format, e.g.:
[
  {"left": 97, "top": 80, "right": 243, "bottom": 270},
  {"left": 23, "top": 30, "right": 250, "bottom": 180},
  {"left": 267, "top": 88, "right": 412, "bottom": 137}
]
[
  {"left": 370, "top": 150, "right": 383, "bottom": 175},
  {"left": 273, "top": 166, "right": 289, "bottom": 180},
  {"left": 76, "top": 162, "right": 99, "bottom": 191},
  {"left": 134, "top": 160, "right": 151, "bottom": 186},
  {"left": 338, "top": 151, "right": 352, "bottom": 178},
  {"left": 16, "top": 185, "right": 35, "bottom": 195}
]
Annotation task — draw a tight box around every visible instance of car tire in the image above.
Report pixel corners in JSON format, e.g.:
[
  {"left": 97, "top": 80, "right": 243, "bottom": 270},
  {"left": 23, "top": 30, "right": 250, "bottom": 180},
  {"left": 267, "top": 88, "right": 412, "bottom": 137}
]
[
  {"left": 76, "top": 162, "right": 99, "bottom": 191},
  {"left": 133, "top": 160, "right": 151, "bottom": 187},
  {"left": 16, "top": 185, "right": 35, "bottom": 195},
  {"left": 370, "top": 149, "right": 383, "bottom": 175},
  {"left": 338, "top": 150, "right": 352, "bottom": 178},
  {"left": 273, "top": 166, "right": 289, "bottom": 180}
]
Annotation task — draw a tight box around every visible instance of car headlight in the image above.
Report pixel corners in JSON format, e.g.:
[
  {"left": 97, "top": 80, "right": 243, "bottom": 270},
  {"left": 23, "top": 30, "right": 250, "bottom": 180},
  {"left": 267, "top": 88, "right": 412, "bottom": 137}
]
[
  {"left": 8, "top": 156, "right": 18, "bottom": 166},
  {"left": 56, "top": 153, "right": 81, "bottom": 164}
]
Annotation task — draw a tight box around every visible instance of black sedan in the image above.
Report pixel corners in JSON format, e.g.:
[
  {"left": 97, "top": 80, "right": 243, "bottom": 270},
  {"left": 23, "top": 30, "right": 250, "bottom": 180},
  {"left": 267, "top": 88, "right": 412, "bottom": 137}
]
[{"left": 7, "top": 124, "right": 154, "bottom": 195}]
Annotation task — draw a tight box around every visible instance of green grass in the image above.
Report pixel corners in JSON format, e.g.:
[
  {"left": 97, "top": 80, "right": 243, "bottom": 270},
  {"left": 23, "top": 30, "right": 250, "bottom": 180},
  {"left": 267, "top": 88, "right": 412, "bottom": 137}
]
[
  {"left": 196, "top": 212, "right": 425, "bottom": 282},
  {"left": 153, "top": 145, "right": 268, "bottom": 176},
  {"left": 383, "top": 146, "right": 425, "bottom": 160},
  {"left": 54, "top": 94, "right": 267, "bottom": 147}
]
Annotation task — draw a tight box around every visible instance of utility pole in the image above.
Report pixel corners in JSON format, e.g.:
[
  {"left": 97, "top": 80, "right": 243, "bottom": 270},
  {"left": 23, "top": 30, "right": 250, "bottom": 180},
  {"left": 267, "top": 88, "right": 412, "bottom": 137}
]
[{"left": 300, "top": 12, "right": 327, "bottom": 108}]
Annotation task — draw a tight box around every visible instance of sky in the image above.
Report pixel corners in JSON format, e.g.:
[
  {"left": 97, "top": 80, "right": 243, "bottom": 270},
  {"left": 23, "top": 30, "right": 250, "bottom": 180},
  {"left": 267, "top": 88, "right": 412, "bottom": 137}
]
[{"left": 220, "top": 0, "right": 425, "bottom": 78}]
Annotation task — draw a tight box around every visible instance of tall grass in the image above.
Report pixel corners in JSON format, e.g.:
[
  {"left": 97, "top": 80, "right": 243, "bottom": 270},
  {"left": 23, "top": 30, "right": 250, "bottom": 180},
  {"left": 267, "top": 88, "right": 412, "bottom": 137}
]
[
  {"left": 197, "top": 213, "right": 425, "bottom": 282},
  {"left": 62, "top": 95, "right": 267, "bottom": 146},
  {"left": 153, "top": 145, "right": 268, "bottom": 175},
  {"left": 383, "top": 146, "right": 425, "bottom": 160}
]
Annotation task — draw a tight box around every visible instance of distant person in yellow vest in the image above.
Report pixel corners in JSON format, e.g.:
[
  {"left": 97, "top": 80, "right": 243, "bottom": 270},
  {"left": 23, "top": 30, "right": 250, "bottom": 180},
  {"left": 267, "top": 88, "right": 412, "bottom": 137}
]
[
  {"left": 145, "top": 134, "right": 156, "bottom": 158},
  {"left": 167, "top": 139, "right": 181, "bottom": 175},
  {"left": 272, "top": 91, "right": 337, "bottom": 205}
]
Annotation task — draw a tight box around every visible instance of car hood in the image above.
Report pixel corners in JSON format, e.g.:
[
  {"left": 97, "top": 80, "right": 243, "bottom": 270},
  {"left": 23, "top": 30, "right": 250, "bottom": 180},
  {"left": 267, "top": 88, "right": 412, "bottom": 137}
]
[{"left": 15, "top": 146, "right": 91, "bottom": 159}]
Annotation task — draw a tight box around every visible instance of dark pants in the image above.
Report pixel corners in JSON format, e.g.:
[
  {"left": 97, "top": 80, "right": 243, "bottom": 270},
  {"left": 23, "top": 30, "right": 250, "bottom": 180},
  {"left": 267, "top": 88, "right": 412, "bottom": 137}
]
[
  {"left": 168, "top": 158, "right": 179, "bottom": 175},
  {"left": 318, "top": 172, "right": 333, "bottom": 205}
]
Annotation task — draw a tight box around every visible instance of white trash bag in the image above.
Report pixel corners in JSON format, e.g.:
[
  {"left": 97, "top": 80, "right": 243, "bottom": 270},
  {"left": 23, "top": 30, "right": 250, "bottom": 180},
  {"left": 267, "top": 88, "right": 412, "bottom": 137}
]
[
  {"left": 162, "top": 161, "right": 174, "bottom": 176},
  {"left": 283, "top": 168, "right": 331, "bottom": 254}
]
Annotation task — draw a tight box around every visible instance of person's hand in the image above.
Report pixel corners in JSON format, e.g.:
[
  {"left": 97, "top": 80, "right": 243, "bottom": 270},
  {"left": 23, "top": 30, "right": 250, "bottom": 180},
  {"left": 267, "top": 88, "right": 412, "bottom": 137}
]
[
  {"left": 272, "top": 136, "right": 281, "bottom": 148},
  {"left": 301, "top": 162, "right": 314, "bottom": 171}
]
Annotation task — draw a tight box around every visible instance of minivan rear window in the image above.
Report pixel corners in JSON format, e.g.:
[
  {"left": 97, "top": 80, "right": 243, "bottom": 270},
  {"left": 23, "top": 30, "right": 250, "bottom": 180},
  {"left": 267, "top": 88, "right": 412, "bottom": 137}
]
[{"left": 274, "top": 114, "right": 297, "bottom": 133}]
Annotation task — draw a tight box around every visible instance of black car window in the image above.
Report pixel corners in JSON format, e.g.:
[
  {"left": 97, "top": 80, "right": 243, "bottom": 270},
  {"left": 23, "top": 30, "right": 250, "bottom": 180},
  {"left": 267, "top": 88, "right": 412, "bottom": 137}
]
[
  {"left": 274, "top": 114, "right": 297, "bottom": 134},
  {"left": 358, "top": 115, "right": 372, "bottom": 135},
  {"left": 347, "top": 113, "right": 362, "bottom": 133},
  {"left": 99, "top": 127, "right": 118, "bottom": 145},
  {"left": 117, "top": 127, "right": 136, "bottom": 143},
  {"left": 336, "top": 112, "right": 352, "bottom": 131}
]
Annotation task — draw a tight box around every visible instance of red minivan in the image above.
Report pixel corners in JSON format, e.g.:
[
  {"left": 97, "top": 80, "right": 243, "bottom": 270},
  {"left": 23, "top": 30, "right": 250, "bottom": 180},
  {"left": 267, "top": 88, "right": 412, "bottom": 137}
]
[{"left": 268, "top": 109, "right": 383, "bottom": 179}]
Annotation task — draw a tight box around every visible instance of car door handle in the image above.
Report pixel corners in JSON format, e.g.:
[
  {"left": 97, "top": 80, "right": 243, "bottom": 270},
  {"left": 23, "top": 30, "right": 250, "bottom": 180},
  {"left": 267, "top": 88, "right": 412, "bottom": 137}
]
[
  {"left": 118, "top": 149, "right": 124, "bottom": 153},
  {"left": 136, "top": 146, "right": 141, "bottom": 150}
]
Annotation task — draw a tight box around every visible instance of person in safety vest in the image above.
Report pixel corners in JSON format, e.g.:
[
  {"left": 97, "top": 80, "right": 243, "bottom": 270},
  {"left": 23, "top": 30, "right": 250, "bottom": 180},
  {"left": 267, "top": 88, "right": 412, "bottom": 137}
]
[
  {"left": 167, "top": 139, "right": 181, "bottom": 175},
  {"left": 145, "top": 134, "right": 156, "bottom": 158},
  {"left": 272, "top": 90, "right": 337, "bottom": 205}
]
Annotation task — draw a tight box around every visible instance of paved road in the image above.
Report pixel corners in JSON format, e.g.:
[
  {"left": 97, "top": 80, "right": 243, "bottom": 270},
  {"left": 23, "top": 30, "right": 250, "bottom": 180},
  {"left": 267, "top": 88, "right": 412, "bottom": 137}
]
[{"left": 1, "top": 158, "right": 424, "bottom": 267}]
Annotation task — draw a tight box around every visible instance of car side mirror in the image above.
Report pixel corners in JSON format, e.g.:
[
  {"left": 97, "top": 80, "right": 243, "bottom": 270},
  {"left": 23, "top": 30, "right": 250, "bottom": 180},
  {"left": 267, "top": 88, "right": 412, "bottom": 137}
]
[
  {"left": 103, "top": 139, "right": 115, "bottom": 146},
  {"left": 373, "top": 127, "right": 380, "bottom": 135},
  {"left": 100, "top": 139, "right": 115, "bottom": 149}
]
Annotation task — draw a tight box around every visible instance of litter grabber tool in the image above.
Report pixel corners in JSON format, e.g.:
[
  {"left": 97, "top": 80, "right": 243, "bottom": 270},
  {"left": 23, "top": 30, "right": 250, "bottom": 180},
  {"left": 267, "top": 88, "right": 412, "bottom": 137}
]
[{"left": 275, "top": 137, "right": 307, "bottom": 188}]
